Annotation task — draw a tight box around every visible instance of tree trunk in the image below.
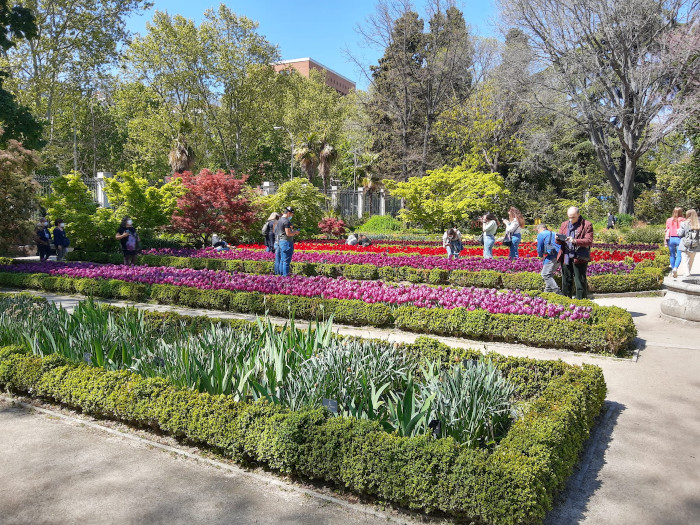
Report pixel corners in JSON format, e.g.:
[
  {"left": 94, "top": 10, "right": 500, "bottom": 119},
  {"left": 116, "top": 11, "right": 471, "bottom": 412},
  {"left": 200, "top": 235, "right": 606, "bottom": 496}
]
[{"left": 618, "top": 156, "right": 636, "bottom": 215}]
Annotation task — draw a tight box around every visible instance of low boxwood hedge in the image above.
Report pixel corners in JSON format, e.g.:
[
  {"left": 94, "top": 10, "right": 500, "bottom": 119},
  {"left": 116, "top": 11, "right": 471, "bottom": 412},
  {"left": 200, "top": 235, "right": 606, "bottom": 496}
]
[
  {"left": 0, "top": 343, "right": 606, "bottom": 525},
  {"left": 0, "top": 271, "right": 636, "bottom": 354}
]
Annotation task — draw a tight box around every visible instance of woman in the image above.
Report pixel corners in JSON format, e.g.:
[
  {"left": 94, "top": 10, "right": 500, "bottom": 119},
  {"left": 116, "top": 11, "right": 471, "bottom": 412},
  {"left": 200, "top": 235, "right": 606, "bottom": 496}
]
[
  {"left": 442, "top": 227, "right": 462, "bottom": 259},
  {"left": 666, "top": 207, "right": 685, "bottom": 274},
  {"left": 115, "top": 216, "right": 139, "bottom": 266},
  {"left": 482, "top": 213, "right": 498, "bottom": 259},
  {"left": 262, "top": 212, "right": 280, "bottom": 252},
  {"left": 676, "top": 209, "right": 700, "bottom": 278},
  {"left": 502, "top": 207, "right": 525, "bottom": 259},
  {"left": 52, "top": 219, "right": 70, "bottom": 262}
]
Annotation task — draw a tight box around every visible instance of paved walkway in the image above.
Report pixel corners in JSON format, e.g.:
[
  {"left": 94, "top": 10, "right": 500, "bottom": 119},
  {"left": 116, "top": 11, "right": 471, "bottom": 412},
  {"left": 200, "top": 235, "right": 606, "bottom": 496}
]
[{"left": 1, "top": 290, "right": 699, "bottom": 524}]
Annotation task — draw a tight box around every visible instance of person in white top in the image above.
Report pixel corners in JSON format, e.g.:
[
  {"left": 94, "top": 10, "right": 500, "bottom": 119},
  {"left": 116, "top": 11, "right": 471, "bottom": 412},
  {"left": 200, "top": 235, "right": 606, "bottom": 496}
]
[
  {"left": 442, "top": 227, "right": 462, "bottom": 259},
  {"left": 502, "top": 207, "right": 525, "bottom": 259},
  {"left": 482, "top": 213, "right": 498, "bottom": 259},
  {"left": 676, "top": 209, "right": 700, "bottom": 278}
]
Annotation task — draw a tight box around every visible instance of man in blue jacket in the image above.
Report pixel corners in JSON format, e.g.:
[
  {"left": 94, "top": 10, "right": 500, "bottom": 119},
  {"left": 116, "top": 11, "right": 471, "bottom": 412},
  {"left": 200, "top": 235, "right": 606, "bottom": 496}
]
[{"left": 536, "top": 223, "right": 561, "bottom": 294}]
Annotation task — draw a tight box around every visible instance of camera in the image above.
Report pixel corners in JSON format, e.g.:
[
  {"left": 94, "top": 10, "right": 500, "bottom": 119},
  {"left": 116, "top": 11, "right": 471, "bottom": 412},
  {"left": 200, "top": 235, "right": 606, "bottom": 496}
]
[{"left": 555, "top": 233, "right": 568, "bottom": 242}]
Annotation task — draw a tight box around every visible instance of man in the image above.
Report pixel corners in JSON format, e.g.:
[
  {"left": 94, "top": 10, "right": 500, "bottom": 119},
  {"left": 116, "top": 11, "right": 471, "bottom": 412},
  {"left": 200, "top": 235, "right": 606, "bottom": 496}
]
[
  {"left": 274, "top": 206, "right": 299, "bottom": 276},
  {"left": 35, "top": 217, "right": 52, "bottom": 262},
  {"left": 556, "top": 207, "right": 594, "bottom": 299},
  {"left": 536, "top": 223, "right": 561, "bottom": 294},
  {"left": 607, "top": 212, "right": 616, "bottom": 229}
]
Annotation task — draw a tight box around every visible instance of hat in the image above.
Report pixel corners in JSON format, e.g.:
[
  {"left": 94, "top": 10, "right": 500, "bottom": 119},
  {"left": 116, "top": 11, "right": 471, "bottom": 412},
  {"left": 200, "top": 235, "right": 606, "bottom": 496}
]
[{"left": 285, "top": 206, "right": 295, "bottom": 213}]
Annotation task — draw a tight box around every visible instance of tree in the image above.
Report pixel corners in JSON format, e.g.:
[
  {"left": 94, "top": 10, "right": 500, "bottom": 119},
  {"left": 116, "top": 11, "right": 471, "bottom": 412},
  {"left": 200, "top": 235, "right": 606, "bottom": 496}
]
[
  {"left": 171, "top": 169, "right": 258, "bottom": 246},
  {"left": 498, "top": 0, "right": 700, "bottom": 213},
  {"left": 258, "top": 178, "right": 326, "bottom": 235},
  {"left": 0, "top": 135, "right": 39, "bottom": 252},
  {"left": 383, "top": 164, "right": 510, "bottom": 231},
  {"left": 168, "top": 121, "right": 196, "bottom": 174}
]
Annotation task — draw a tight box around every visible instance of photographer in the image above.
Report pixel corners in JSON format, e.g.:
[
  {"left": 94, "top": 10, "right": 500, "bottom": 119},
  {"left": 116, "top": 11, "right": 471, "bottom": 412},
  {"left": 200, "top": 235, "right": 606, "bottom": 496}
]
[{"left": 556, "top": 207, "right": 593, "bottom": 299}]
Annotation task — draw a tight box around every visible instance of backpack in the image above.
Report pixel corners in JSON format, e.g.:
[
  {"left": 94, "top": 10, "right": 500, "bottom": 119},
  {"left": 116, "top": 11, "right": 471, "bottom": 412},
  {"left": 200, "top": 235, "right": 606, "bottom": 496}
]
[
  {"left": 544, "top": 231, "right": 558, "bottom": 256},
  {"left": 685, "top": 228, "right": 700, "bottom": 250},
  {"left": 261, "top": 221, "right": 269, "bottom": 236},
  {"left": 126, "top": 232, "right": 137, "bottom": 251}
]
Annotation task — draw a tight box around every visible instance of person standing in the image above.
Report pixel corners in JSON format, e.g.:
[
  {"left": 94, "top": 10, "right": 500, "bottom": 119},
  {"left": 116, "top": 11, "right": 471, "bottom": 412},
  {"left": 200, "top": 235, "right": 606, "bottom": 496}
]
[
  {"left": 52, "top": 219, "right": 70, "bottom": 262},
  {"left": 676, "top": 209, "right": 700, "bottom": 278},
  {"left": 262, "top": 212, "right": 280, "bottom": 253},
  {"left": 35, "top": 218, "right": 52, "bottom": 262},
  {"left": 556, "top": 206, "right": 594, "bottom": 299},
  {"left": 502, "top": 207, "right": 525, "bottom": 259},
  {"left": 442, "top": 227, "right": 462, "bottom": 259},
  {"left": 482, "top": 213, "right": 498, "bottom": 259},
  {"left": 274, "top": 207, "right": 299, "bottom": 276},
  {"left": 665, "top": 207, "right": 685, "bottom": 274},
  {"left": 115, "top": 217, "right": 139, "bottom": 266},
  {"left": 607, "top": 212, "right": 616, "bottom": 229},
  {"left": 536, "top": 223, "right": 561, "bottom": 294}
]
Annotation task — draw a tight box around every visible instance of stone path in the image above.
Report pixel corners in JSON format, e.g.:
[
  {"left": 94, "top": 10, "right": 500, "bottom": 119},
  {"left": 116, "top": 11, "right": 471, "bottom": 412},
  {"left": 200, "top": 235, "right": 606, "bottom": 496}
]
[{"left": 1, "top": 289, "right": 699, "bottom": 524}]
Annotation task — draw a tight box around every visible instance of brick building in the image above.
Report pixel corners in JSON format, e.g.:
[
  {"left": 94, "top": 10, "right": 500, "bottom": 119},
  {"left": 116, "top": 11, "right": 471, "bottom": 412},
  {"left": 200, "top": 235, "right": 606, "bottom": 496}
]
[{"left": 273, "top": 57, "right": 356, "bottom": 95}]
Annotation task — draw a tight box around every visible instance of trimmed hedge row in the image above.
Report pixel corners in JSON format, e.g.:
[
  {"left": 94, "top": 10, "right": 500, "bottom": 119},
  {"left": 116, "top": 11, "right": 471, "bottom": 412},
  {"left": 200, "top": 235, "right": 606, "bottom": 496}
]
[
  {"left": 0, "top": 271, "right": 636, "bottom": 354},
  {"left": 66, "top": 251, "right": 665, "bottom": 293},
  {"left": 0, "top": 345, "right": 606, "bottom": 525}
]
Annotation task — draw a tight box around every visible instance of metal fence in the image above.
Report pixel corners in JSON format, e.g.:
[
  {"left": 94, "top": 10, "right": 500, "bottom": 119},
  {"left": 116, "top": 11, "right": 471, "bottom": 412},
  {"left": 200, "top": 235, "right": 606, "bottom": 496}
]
[{"left": 34, "top": 175, "right": 100, "bottom": 202}]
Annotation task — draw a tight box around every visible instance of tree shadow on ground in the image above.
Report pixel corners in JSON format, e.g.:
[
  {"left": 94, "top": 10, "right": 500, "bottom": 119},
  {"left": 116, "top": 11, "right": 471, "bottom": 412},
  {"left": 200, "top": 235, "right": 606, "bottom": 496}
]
[{"left": 544, "top": 400, "right": 625, "bottom": 524}]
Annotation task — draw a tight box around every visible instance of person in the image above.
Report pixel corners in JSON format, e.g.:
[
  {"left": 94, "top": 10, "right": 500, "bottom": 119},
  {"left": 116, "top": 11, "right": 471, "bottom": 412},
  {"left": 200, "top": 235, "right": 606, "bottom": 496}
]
[
  {"left": 502, "top": 207, "right": 525, "bottom": 259},
  {"left": 607, "top": 212, "right": 616, "bottom": 229},
  {"left": 52, "top": 219, "right": 70, "bottom": 262},
  {"left": 676, "top": 209, "right": 700, "bottom": 278},
  {"left": 665, "top": 207, "right": 685, "bottom": 274},
  {"left": 115, "top": 216, "right": 139, "bottom": 266},
  {"left": 556, "top": 206, "right": 594, "bottom": 299},
  {"left": 442, "top": 227, "right": 463, "bottom": 259},
  {"left": 262, "top": 212, "right": 280, "bottom": 252},
  {"left": 482, "top": 213, "right": 498, "bottom": 259},
  {"left": 536, "top": 223, "right": 561, "bottom": 294},
  {"left": 346, "top": 233, "right": 359, "bottom": 246},
  {"left": 212, "top": 234, "right": 230, "bottom": 252},
  {"left": 35, "top": 218, "right": 52, "bottom": 262},
  {"left": 274, "top": 207, "right": 299, "bottom": 276},
  {"left": 358, "top": 234, "right": 372, "bottom": 247}
]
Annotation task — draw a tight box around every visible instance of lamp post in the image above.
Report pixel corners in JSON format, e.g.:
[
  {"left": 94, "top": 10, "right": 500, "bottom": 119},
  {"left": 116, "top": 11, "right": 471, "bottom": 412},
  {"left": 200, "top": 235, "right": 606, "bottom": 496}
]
[{"left": 274, "top": 126, "right": 294, "bottom": 180}]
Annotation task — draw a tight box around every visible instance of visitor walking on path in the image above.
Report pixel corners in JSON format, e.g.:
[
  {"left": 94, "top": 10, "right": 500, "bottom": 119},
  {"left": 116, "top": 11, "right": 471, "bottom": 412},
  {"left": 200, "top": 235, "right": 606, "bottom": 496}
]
[
  {"left": 536, "top": 223, "right": 561, "bottom": 294},
  {"left": 676, "top": 209, "right": 700, "bottom": 278},
  {"left": 115, "top": 217, "right": 139, "bottom": 266},
  {"left": 666, "top": 207, "right": 685, "bottom": 274},
  {"left": 607, "top": 212, "right": 616, "bottom": 229},
  {"left": 442, "top": 227, "right": 463, "bottom": 259},
  {"left": 274, "top": 207, "right": 299, "bottom": 276},
  {"left": 262, "top": 212, "right": 280, "bottom": 253},
  {"left": 35, "top": 218, "right": 52, "bottom": 263},
  {"left": 481, "top": 213, "right": 498, "bottom": 259},
  {"left": 556, "top": 206, "right": 594, "bottom": 299},
  {"left": 502, "top": 207, "right": 524, "bottom": 259},
  {"left": 52, "top": 219, "right": 70, "bottom": 262}
]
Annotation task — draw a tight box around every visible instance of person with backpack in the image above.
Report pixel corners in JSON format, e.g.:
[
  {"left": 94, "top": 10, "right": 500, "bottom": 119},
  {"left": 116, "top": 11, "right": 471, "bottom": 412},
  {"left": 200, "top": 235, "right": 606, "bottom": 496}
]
[
  {"left": 676, "top": 209, "right": 700, "bottom": 278},
  {"left": 274, "top": 207, "right": 299, "bottom": 276},
  {"left": 442, "top": 227, "right": 463, "bottom": 259},
  {"left": 607, "top": 212, "right": 616, "bottom": 229},
  {"left": 52, "top": 219, "right": 70, "bottom": 262},
  {"left": 665, "top": 207, "right": 685, "bottom": 273},
  {"left": 115, "top": 216, "right": 139, "bottom": 266},
  {"left": 35, "top": 217, "right": 52, "bottom": 263},
  {"left": 536, "top": 223, "right": 561, "bottom": 294},
  {"left": 262, "top": 212, "right": 280, "bottom": 252}
]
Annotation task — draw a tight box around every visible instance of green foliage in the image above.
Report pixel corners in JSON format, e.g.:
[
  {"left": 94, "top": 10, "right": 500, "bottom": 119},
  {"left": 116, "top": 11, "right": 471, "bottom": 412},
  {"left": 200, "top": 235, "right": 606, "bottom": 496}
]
[
  {"left": 0, "top": 138, "right": 39, "bottom": 252},
  {"left": 258, "top": 179, "right": 326, "bottom": 235},
  {"left": 384, "top": 164, "right": 509, "bottom": 231},
  {"left": 358, "top": 215, "right": 403, "bottom": 233}
]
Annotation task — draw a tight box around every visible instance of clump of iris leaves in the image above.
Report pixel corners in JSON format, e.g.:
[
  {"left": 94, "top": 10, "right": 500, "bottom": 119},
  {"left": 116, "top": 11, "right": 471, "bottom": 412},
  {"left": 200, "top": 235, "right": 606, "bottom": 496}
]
[{"left": 0, "top": 295, "right": 517, "bottom": 448}]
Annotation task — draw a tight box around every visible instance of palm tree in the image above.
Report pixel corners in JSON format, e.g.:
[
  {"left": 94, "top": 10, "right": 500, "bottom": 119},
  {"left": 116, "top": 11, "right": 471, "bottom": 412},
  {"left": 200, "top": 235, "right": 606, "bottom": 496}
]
[
  {"left": 294, "top": 132, "right": 320, "bottom": 181},
  {"left": 168, "top": 120, "right": 196, "bottom": 174},
  {"left": 318, "top": 139, "right": 337, "bottom": 195}
]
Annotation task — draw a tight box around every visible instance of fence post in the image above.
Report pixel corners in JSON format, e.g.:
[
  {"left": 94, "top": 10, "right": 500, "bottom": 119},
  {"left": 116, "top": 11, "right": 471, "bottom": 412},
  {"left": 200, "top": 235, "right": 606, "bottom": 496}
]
[
  {"left": 330, "top": 185, "right": 339, "bottom": 210},
  {"left": 261, "top": 181, "right": 277, "bottom": 196},
  {"left": 379, "top": 189, "right": 386, "bottom": 216},
  {"left": 357, "top": 188, "right": 364, "bottom": 219},
  {"left": 95, "top": 172, "right": 112, "bottom": 208}
]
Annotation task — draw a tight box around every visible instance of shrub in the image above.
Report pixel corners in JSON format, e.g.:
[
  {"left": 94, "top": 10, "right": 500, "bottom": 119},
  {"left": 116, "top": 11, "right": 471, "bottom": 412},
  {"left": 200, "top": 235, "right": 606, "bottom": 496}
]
[{"left": 358, "top": 215, "right": 403, "bottom": 233}]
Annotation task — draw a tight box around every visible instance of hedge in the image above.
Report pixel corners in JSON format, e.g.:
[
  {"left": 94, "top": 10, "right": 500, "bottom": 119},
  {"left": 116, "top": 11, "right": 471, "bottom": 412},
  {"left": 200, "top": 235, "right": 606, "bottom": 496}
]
[
  {"left": 0, "top": 271, "right": 636, "bottom": 354},
  {"left": 66, "top": 251, "right": 665, "bottom": 294},
  {"left": 0, "top": 344, "right": 606, "bottom": 525}
]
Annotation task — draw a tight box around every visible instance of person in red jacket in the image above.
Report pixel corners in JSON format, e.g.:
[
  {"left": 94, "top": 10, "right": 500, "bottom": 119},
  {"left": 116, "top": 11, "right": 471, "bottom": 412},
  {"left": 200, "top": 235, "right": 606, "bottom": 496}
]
[{"left": 556, "top": 206, "right": 594, "bottom": 299}]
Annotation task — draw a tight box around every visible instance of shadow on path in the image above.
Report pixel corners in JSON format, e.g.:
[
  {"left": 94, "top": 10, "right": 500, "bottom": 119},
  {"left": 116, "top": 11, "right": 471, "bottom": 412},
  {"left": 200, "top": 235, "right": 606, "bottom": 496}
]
[{"left": 544, "top": 401, "right": 624, "bottom": 524}]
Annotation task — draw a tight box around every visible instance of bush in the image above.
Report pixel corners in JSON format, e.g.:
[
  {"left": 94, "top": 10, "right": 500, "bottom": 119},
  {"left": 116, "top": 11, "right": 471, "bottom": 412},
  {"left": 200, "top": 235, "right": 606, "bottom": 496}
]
[
  {"left": 624, "top": 226, "right": 665, "bottom": 245},
  {"left": 358, "top": 215, "right": 403, "bottom": 233},
  {"left": 0, "top": 345, "right": 606, "bottom": 524}
]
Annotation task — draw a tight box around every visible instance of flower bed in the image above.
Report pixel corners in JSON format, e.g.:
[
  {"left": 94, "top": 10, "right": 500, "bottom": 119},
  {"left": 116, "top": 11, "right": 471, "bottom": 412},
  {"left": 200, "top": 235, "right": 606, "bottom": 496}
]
[{"left": 0, "top": 263, "right": 637, "bottom": 354}]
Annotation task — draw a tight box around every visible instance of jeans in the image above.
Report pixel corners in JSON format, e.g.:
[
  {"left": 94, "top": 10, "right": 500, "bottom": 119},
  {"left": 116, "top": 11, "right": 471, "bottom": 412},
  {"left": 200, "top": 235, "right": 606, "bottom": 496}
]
[
  {"left": 446, "top": 244, "right": 460, "bottom": 259},
  {"left": 483, "top": 235, "right": 495, "bottom": 259},
  {"left": 669, "top": 237, "right": 681, "bottom": 269},
  {"left": 679, "top": 251, "right": 696, "bottom": 276},
  {"left": 509, "top": 233, "right": 522, "bottom": 259},
  {"left": 278, "top": 240, "right": 294, "bottom": 276},
  {"left": 273, "top": 241, "right": 281, "bottom": 274},
  {"left": 561, "top": 261, "right": 588, "bottom": 299},
  {"left": 541, "top": 259, "right": 561, "bottom": 293}
]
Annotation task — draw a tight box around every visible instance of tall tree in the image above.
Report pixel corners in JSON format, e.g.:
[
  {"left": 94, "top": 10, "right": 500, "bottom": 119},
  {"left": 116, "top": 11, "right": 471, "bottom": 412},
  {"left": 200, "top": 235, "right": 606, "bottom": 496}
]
[{"left": 498, "top": 0, "right": 700, "bottom": 213}]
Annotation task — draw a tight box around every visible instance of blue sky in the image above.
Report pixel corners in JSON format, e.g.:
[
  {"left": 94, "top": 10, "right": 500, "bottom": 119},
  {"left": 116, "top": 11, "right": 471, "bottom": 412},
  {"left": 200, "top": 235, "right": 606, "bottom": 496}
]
[{"left": 126, "top": 1, "right": 499, "bottom": 90}]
